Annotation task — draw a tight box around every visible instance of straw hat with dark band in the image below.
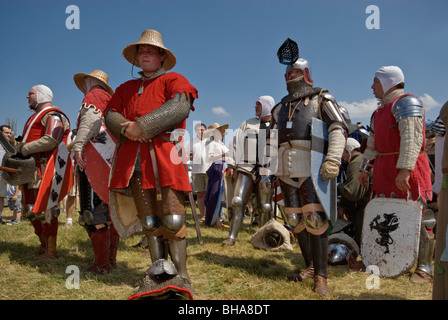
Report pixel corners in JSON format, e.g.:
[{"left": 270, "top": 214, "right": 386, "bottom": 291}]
[
  {"left": 122, "top": 29, "right": 177, "bottom": 71},
  {"left": 73, "top": 69, "right": 114, "bottom": 95},
  {"left": 203, "top": 122, "right": 229, "bottom": 139}
]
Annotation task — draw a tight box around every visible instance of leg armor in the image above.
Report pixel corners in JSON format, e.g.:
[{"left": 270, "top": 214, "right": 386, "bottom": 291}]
[
  {"left": 281, "top": 178, "right": 329, "bottom": 280},
  {"left": 416, "top": 225, "right": 435, "bottom": 276},
  {"left": 255, "top": 177, "right": 274, "bottom": 228},
  {"left": 130, "top": 171, "right": 189, "bottom": 282},
  {"left": 225, "top": 171, "right": 254, "bottom": 243},
  {"left": 78, "top": 170, "right": 109, "bottom": 235}
]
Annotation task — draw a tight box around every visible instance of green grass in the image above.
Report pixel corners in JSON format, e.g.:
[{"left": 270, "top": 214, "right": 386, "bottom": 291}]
[{"left": 0, "top": 205, "right": 433, "bottom": 300}]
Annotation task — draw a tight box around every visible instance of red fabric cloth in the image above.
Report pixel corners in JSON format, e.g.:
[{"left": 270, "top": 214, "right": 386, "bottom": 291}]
[
  {"left": 106, "top": 72, "right": 198, "bottom": 191},
  {"left": 372, "top": 94, "right": 432, "bottom": 202},
  {"left": 22, "top": 107, "right": 70, "bottom": 160},
  {"left": 76, "top": 88, "right": 112, "bottom": 128}
]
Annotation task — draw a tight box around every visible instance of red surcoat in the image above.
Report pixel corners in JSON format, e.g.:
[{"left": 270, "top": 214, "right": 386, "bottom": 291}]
[
  {"left": 372, "top": 94, "right": 432, "bottom": 202},
  {"left": 76, "top": 88, "right": 112, "bottom": 128},
  {"left": 22, "top": 107, "right": 70, "bottom": 161},
  {"left": 106, "top": 72, "right": 198, "bottom": 191}
]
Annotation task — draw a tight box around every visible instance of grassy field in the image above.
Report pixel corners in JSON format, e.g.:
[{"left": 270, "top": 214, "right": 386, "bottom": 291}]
[{"left": 0, "top": 204, "right": 433, "bottom": 301}]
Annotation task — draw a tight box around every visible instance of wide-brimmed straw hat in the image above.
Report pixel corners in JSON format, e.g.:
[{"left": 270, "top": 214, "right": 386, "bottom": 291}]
[
  {"left": 122, "top": 29, "right": 176, "bottom": 71},
  {"left": 203, "top": 122, "right": 229, "bottom": 139},
  {"left": 73, "top": 69, "right": 114, "bottom": 95}
]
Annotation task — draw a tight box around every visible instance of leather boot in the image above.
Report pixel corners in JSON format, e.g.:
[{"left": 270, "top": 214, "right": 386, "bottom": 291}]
[
  {"left": 34, "top": 233, "right": 46, "bottom": 255},
  {"left": 310, "top": 233, "right": 330, "bottom": 295},
  {"left": 109, "top": 225, "right": 119, "bottom": 268},
  {"left": 314, "top": 275, "right": 331, "bottom": 296},
  {"left": 41, "top": 235, "right": 58, "bottom": 260},
  {"left": 288, "top": 230, "right": 314, "bottom": 282},
  {"left": 86, "top": 227, "right": 111, "bottom": 274}
]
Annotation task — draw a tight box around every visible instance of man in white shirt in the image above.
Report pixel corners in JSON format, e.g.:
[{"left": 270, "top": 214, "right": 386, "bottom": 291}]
[{"left": 185, "top": 123, "right": 208, "bottom": 221}]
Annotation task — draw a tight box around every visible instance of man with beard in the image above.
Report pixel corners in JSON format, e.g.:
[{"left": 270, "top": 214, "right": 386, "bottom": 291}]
[
  {"left": 270, "top": 41, "right": 348, "bottom": 295},
  {"left": 20, "top": 85, "right": 70, "bottom": 260},
  {"left": 222, "top": 95, "right": 276, "bottom": 246}
]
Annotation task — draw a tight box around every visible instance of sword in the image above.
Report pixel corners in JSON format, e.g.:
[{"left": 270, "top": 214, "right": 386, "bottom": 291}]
[
  {"left": 149, "top": 137, "right": 203, "bottom": 245},
  {"left": 0, "top": 132, "right": 16, "bottom": 154}
]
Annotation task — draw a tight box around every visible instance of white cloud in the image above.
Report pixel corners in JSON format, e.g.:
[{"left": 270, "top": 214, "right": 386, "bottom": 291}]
[
  {"left": 419, "top": 93, "right": 441, "bottom": 112},
  {"left": 339, "top": 98, "right": 378, "bottom": 123},
  {"left": 339, "top": 93, "right": 441, "bottom": 124},
  {"left": 212, "top": 106, "right": 230, "bottom": 117}
]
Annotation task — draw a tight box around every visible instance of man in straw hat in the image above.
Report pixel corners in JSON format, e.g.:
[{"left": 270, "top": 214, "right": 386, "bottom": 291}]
[
  {"left": 222, "top": 96, "right": 276, "bottom": 246},
  {"left": 104, "top": 29, "right": 198, "bottom": 292},
  {"left": 18, "top": 84, "right": 70, "bottom": 260},
  {"left": 72, "top": 69, "right": 119, "bottom": 274}
]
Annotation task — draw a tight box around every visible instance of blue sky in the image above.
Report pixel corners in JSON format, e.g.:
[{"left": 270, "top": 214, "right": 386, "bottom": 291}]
[{"left": 1, "top": 0, "right": 447, "bottom": 144}]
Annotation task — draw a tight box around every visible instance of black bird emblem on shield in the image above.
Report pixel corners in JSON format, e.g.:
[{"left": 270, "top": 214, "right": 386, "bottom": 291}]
[{"left": 369, "top": 213, "right": 399, "bottom": 254}]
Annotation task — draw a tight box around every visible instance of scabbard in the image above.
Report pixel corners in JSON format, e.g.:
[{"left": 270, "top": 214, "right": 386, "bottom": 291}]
[
  {"left": 148, "top": 138, "right": 162, "bottom": 200},
  {"left": 0, "top": 166, "right": 20, "bottom": 173}
]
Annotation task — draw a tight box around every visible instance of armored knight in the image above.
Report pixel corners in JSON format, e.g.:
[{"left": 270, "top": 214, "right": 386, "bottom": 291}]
[
  {"left": 271, "top": 40, "right": 348, "bottom": 296},
  {"left": 104, "top": 29, "right": 198, "bottom": 295},
  {"left": 222, "top": 96, "right": 276, "bottom": 246},
  {"left": 20, "top": 85, "right": 70, "bottom": 260},
  {"left": 72, "top": 69, "right": 119, "bottom": 274},
  {"left": 359, "top": 66, "right": 433, "bottom": 283}
]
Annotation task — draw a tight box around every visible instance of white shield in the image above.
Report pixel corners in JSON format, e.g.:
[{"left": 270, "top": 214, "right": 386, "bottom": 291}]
[
  {"left": 361, "top": 197, "right": 422, "bottom": 278},
  {"left": 311, "top": 118, "right": 337, "bottom": 225}
]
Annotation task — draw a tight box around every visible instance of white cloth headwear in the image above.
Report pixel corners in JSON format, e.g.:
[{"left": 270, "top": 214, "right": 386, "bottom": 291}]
[
  {"left": 374, "top": 66, "right": 404, "bottom": 95},
  {"left": 257, "top": 95, "right": 275, "bottom": 118},
  {"left": 345, "top": 137, "right": 361, "bottom": 154},
  {"left": 84, "top": 77, "right": 106, "bottom": 93},
  {"left": 32, "top": 85, "right": 53, "bottom": 104}
]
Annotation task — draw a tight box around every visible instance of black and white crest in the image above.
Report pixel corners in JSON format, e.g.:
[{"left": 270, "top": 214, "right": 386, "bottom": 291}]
[{"left": 361, "top": 198, "right": 422, "bottom": 278}]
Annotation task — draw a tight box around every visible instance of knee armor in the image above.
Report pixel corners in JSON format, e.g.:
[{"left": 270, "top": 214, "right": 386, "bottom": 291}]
[
  {"left": 23, "top": 204, "right": 35, "bottom": 220},
  {"left": 141, "top": 215, "right": 161, "bottom": 233},
  {"left": 162, "top": 214, "right": 185, "bottom": 233},
  {"left": 232, "top": 195, "right": 245, "bottom": 208},
  {"left": 302, "top": 204, "right": 328, "bottom": 235}
]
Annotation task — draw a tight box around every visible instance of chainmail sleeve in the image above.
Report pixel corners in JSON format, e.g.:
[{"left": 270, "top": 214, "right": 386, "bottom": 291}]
[
  {"left": 104, "top": 109, "right": 129, "bottom": 144},
  {"left": 135, "top": 92, "right": 192, "bottom": 139}
]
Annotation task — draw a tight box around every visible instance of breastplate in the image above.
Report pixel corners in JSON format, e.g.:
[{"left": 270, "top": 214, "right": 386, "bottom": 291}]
[{"left": 277, "top": 99, "right": 318, "bottom": 144}]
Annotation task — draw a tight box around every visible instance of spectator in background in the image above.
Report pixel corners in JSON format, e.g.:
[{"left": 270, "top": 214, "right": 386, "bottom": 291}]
[
  {"left": 184, "top": 123, "right": 208, "bottom": 222},
  {"left": 0, "top": 125, "right": 12, "bottom": 224},
  {"left": 6, "top": 184, "right": 21, "bottom": 225},
  {"left": 203, "top": 122, "right": 229, "bottom": 229}
]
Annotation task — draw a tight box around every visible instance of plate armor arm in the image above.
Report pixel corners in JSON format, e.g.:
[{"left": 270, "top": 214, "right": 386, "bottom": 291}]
[
  {"left": 136, "top": 92, "right": 193, "bottom": 139},
  {"left": 319, "top": 92, "right": 347, "bottom": 176},
  {"left": 21, "top": 111, "right": 68, "bottom": 157},
  {"left": 72, "top": 103, "right": 103, "bottom": 152},
  {"left": 392, "top": 95, "right": 425, "bottom": 171}
]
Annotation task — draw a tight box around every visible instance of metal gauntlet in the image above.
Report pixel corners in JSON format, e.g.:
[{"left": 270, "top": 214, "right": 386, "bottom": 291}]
[
  {"left": 135, "top": 92, "right": 191, "bottom": 139},
  {"left": 360, "top": 158, "right": 374, "bottom": 172}
]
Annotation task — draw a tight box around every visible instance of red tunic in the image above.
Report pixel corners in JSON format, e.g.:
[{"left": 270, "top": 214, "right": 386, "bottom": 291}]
[
  {"left": 106, "top": 72, "right": 198, "bottom": 191},
  {"left": 372, "top": 94, "right": 432, "bottom": 202},
  {"left": 22, "top": 107, "right": 70, "bottom": 161},
  {"left": 76, "top": 88, "right": 112, "bottom": 128}
]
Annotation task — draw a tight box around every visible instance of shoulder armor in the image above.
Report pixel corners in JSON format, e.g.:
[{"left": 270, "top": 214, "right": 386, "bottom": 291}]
[
  {"left": 319, "top": 91, "right": 335, "bottom": 102},
  {"left": 319, "top": 90, "right": 349, "bottom": 126},
  {"left": 392, "top": 94, "right": 424, "bottom": 122}
]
